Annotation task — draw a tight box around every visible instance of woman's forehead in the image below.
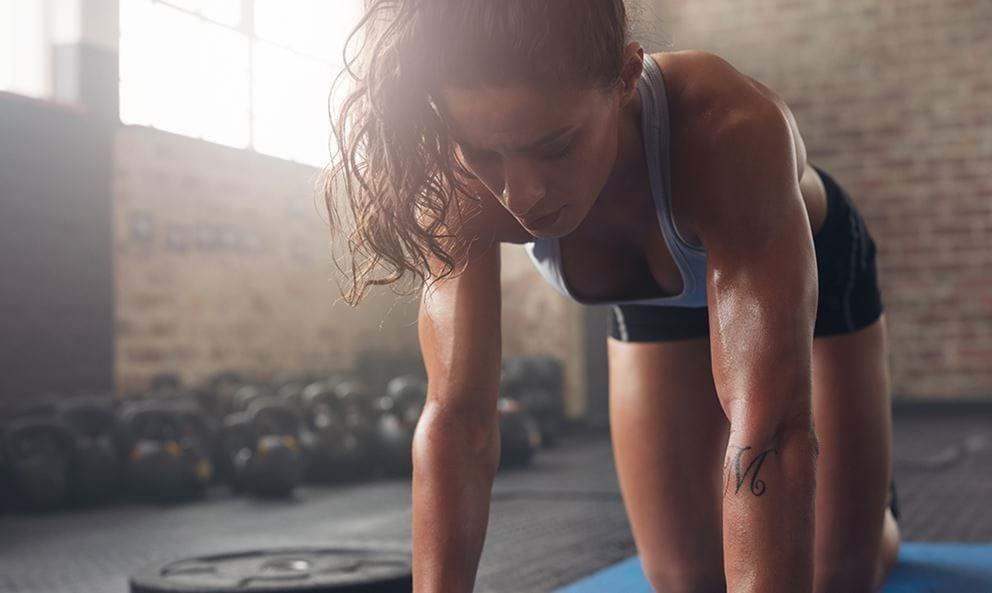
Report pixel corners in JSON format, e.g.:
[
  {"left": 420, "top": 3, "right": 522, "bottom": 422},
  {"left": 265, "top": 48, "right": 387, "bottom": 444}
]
[{"left": 435, "top": 83, "right": 601, "bottom": 148}]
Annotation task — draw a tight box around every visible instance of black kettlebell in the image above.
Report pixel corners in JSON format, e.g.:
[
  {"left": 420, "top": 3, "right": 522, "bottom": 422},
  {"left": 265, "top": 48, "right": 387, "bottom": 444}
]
[
  {"left": 169, "top": 400, "right": 221, "bottom": 487},
  {"left": 333, "top": 381, "right": 377, "bottom": 478},
  {"left": 502, "top": 357, "right": 565, "bottom": 448},
  {"left": 385, "top": 375, "right": 428, "bottom": 428},
  {"left": 371, "top": 376, "right": 428, "bottom": 477},
  {"left": 497, "top": 398, "right": 542, "bottom": 469},
  {"left": 232, "top": 384, "right": 271, "bottom": 414},
  {"left": 2, "top": 416, "right": 77, "bottom": 511},
  {"left": 370, "top": 396, "right": 414, "bottom": 477},
  {"left": 219, "top": 411, "right": 255, "bottom": 493},
  {"left": 205, "top": 371, "right": 246, "bottom": 416},
  {"left": 301, "top": 381, "right": 363, "bottom": 482},
  {"left": 118, "top": 402, "right": 212, "bottom": 502},
  {"left": 242, "top": 398, "right": 304, "bottom": 498},
  {"left": 57, "top": 397, "right": 123, "bottom": 506}
]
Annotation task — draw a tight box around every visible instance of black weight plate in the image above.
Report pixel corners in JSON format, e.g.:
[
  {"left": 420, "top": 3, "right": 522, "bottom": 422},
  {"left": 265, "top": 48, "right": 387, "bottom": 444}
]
[{"left": 130, "top": 545, "right": 412, "bottom": 593}]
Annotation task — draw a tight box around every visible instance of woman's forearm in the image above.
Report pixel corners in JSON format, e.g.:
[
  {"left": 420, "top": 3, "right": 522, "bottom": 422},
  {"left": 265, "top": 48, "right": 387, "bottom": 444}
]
[
  {"left": 722, "top": 422, "right": 819, "bottom": 593},
  {"left": 412, "top": 404, "right": 501, "bottom": 593}
]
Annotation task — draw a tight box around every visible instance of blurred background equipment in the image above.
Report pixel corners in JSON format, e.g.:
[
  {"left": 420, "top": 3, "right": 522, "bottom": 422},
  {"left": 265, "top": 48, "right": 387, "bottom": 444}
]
[
  {"left": 117, "top": 400, "right": 213, "bottom": 502},
  {"left": 497, "top": 397, "right": 542, "bottom": 469},
  {"left": 57, "top": 396, "right": 124, "bottom": 506},
  {"left": 300, "top": 377, "right": 370, "bottom": 483},
  {"left": 240, "top": 397, "right": 305, "bottom": 498},
  {"left": 2, "top": 414, "right": 77, "bottom": 511},
  {"left": 370, "top": 375, "right": 428, "bottom": 477},
  {"left": 501, "top": 357, "right": 565, "bottom": 449},
  {"left": 0, "top": 358, "right": 567, "bottom": 511},
  {"left": 129, "top": 545, "right": 413, "bottom": 593}
]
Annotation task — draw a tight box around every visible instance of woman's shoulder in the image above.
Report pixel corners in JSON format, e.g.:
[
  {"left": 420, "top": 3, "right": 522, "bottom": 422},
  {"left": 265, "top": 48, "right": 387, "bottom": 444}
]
[
  {"left": 654, "top": 50, "right": 803, "bottom": 155},
  {"left": 651, "top": 50, "right": 809, "bottom": 238},
  {"left": 653, "top": 50, "right": 779, "bottom": 130}
]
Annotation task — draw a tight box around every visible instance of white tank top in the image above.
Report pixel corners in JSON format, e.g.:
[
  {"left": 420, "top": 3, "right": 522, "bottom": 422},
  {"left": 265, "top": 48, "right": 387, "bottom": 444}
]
[{"left": 523, "top": 54, "right": 709, "bottom": 307}]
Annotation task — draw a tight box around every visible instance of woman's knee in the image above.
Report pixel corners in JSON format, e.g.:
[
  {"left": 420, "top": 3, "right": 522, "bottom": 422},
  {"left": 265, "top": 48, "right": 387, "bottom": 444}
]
[
  {"left": 815, "top": 549, "right": 889, "bottom": 593},
  {"left": 642, "top": 563, "right": 727, "bottom": 593},
  {"left": 814, "top": 568, "right": 878, "bottom": 593}
]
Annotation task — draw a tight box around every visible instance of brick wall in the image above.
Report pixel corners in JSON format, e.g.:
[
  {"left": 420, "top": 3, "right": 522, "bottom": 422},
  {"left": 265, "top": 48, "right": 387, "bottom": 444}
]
[
  {"left": 645, "top": 0, "right": 992, "bottom": 399},
  {"left": 113, "top": 125, "right": 421, "bottom": 393},
  {"left": 112, "top": 126, "right": 587, "bottom": 415}
]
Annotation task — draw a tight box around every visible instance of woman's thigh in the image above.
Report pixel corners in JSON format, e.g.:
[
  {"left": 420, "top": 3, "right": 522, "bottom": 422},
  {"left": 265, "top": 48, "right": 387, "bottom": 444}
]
[
  {"left": 607, "top": 335, "right": 730, "bottom": 590},
  {"left": 808, "top": 167, "right": 897, "bottom": 589},
  {"left": 811, "top": 313, "right": 895, "bottom": 586}
]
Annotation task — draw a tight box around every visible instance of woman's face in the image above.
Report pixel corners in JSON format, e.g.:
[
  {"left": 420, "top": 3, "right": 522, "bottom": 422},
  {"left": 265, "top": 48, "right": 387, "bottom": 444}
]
[{"left": 435, "top": 55, "right": 642, "bottom": 238}]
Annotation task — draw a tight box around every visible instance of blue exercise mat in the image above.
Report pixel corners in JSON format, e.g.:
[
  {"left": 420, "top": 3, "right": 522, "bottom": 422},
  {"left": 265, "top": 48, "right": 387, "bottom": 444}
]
[{"left": 555, "top": 543, "right": 992, "bottom": 593}]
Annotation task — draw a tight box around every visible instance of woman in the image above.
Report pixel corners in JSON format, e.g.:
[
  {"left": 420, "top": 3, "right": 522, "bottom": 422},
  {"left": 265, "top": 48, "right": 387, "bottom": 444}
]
[{"left": 324, "top": 1, "right": 901, "bottom": 592}]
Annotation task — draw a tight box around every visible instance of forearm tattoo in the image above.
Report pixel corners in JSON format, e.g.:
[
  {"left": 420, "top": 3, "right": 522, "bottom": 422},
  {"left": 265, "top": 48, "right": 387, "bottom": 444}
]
[{"left": 724, "top": 445, "right": 779, "bottom": 497}]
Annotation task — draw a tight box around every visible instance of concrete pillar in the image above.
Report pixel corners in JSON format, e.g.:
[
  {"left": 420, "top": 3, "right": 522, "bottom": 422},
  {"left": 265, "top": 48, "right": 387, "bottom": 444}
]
[{"left": 50, "top": 0, "right": 119, "bottom": 122}]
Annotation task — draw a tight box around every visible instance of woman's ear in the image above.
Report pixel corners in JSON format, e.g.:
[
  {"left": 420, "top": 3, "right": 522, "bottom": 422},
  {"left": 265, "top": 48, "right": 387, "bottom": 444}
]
[{"left": 618, "top": 42, "right": 644, "bottom": 97}]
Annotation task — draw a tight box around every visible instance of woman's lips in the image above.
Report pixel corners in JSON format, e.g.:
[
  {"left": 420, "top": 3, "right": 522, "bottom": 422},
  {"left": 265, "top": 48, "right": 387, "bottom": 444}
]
[{"left": 524, "top": 206, "right": 565, "bottom": 230}]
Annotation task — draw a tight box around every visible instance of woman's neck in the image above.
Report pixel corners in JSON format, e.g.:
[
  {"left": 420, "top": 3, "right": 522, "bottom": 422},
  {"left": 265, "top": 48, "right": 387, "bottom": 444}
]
[{"left": 582, "top": 84, "right": 653, "bottom": 240}]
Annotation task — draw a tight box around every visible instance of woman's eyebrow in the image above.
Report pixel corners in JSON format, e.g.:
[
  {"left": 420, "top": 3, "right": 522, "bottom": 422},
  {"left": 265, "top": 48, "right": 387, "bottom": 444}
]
[{"left": 452, "top": 125, "right": 577, "bottom": 154}]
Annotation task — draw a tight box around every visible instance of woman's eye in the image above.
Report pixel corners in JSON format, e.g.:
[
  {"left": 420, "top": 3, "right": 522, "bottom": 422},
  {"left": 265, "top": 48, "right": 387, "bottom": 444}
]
[
  {"left": 461, "top": 147, "right": 495, "bottom": 162},
  {"left": 543, "top": 144, "right": 573, "bottom": 161}
]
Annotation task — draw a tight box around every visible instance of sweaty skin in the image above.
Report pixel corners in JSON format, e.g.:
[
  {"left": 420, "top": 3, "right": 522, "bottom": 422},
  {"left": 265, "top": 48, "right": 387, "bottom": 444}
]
[
  {"left": 415, "top": 46, "right": 894, "bottom": 593},
  {"left": 434, "top": 49, "right": 829, "bottom": 305}
]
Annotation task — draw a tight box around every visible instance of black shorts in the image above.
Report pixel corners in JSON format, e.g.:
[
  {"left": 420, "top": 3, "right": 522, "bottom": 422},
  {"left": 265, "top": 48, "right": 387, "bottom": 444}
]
[{"left": 608, "top": 166, "right": 884, "bottom": 342}]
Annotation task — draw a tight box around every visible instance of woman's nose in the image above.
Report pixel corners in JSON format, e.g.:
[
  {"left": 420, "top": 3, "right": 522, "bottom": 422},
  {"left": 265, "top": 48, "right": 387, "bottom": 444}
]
[{"left": 500, "top": 165, "right": 546, "bottom": 219}]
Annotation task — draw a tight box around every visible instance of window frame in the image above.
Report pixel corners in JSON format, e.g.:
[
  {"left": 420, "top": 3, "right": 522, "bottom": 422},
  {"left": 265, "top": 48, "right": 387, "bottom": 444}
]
[{"left": 120, "top": 0, "right": 353, "bottom": 167}]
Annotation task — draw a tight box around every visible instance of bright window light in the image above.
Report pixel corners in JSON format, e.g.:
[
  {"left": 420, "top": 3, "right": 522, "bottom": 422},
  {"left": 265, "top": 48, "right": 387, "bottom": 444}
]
[
  {"left": 253, "top": 41, "right": 335, "bottom": 167},
  {"left": 121, "top": 2, "right": 250, "bottom": 147},
  {"left": 0, "top": 0, "right": 50, "bottom": 99},
  {"left": 255, "top": 0, "right": 349, "bottom": 63},
  {"left": 119, "top": 0, "right": 363, "bottom": 168},
  {"left": 160, "top": 0, "right": 241, "bottom": 27}
]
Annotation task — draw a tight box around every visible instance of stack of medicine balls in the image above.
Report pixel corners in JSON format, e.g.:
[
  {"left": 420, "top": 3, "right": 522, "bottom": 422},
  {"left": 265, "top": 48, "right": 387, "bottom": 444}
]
[{"left": 0, "top": 356, "right": 564, "bottom": 513}]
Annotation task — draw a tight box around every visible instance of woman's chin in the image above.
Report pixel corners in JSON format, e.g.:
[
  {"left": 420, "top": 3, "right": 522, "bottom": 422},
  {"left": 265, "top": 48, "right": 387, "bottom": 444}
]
[{"left": 527, "top": 207, "right": 582, "bottom": 240}]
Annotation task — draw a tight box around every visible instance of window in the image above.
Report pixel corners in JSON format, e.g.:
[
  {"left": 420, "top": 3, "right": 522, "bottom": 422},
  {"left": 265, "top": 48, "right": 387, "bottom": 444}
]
[
  {"left": 0, "top": 0, "right": 51, "bottom": 100},
  {"left": 119, "top": 0, "right": 363, "bottom": 168}
]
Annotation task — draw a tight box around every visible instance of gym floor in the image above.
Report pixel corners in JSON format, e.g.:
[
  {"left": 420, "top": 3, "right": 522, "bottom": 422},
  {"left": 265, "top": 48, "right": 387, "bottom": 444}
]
[{"left": 3, "top": 405, "right": 990, "bottom": 593}]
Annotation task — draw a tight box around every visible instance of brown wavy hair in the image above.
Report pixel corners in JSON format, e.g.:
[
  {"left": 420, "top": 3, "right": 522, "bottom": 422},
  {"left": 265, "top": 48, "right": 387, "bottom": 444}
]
[{"left": 322, "top": 0, "right": 634, "bottom": 305}]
